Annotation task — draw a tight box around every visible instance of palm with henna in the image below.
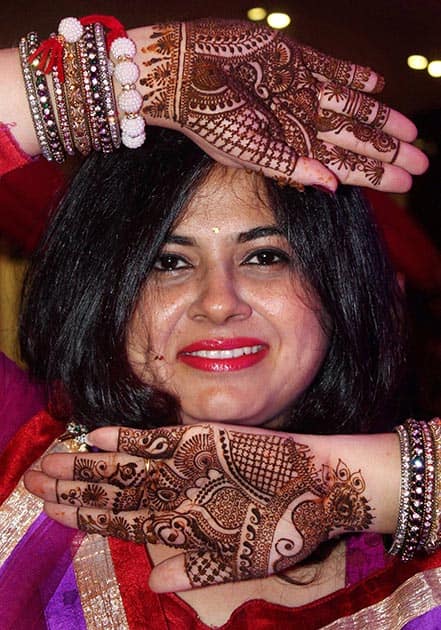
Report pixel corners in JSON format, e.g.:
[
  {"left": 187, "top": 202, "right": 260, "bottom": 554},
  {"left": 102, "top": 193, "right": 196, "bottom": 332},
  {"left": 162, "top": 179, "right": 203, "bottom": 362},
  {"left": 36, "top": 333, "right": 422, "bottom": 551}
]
[
  {"left": 23, "top": 424, "right": 390, "bottom": 593},
  {"left": 134, "top": 19, "right": 427, "bottom": 192}
]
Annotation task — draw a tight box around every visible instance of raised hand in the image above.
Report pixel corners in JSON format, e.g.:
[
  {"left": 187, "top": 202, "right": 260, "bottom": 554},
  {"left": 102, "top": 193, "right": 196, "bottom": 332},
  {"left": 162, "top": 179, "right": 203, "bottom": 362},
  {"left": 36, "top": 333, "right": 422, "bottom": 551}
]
[
  {"left": 136, "top": 19, "right": 427, "bottom": 192},
  {"left": 25, "top": 424, "right": 373, "bottom": 592}
]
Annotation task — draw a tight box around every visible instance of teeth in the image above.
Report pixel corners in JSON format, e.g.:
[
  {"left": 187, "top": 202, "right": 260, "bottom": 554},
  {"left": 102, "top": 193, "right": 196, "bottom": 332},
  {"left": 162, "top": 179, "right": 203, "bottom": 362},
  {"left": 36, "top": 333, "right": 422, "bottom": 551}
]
[{"left": 187, "top": 345, "right": 263, "bottom": 359}]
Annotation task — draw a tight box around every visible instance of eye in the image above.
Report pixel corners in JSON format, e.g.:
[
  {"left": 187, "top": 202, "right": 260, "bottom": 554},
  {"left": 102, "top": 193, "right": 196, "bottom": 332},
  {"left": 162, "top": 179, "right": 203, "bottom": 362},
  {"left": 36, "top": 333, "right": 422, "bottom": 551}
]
[
  {"left": 243, "top": 248, "right": 290, "bottom": 266},
  {"left": 153, "top": 253, "right": 191, "bottom": 272}
]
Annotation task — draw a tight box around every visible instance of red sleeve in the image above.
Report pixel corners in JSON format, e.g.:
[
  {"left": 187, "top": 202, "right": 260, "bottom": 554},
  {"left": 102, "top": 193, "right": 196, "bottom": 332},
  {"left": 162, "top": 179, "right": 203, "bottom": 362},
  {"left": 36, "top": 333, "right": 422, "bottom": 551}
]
[
  {"left": 0, "top": 123, "right": 32, "bottom": 176},
  {"left": 0, "top": 123, "right": 65, "bottom": 253}
]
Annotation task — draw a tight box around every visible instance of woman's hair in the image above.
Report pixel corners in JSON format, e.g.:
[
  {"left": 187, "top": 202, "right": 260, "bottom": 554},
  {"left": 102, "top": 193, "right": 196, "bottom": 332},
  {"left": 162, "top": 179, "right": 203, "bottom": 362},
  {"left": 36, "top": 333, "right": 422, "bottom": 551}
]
[{"left": 20, "top": 128, "right": 407, "bottom": 434}]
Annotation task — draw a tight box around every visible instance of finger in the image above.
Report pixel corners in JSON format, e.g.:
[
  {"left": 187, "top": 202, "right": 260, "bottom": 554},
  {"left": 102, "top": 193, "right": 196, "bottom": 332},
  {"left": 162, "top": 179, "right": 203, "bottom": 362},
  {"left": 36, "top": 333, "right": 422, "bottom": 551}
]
[
  {"left": 179, "top": 124, "right": 338, "bottom": 192},
  {"left": 45, "top": 502, "right": 153, "bottom": 544},
  {"left": 25, "top": 470, "right": 147, "bottom": 511},
  {"left": 43, "top": 501, "right": 81, "bottom": 529},
  {"left": 313, "top": 140, "right": 412, "bottom": 192},
  {"left": 300, "top": 44, "right": 384, "bottom": 93},
  {"left": 316, "top": 110, "right": 429, "bottom": 175},
  {"left": 319, "top": 82, "right": 418, "bottom": 142},
  {"left": 116, "top": 426, "right": 187, "bottom": 458},
  {"left": 150, "top": 550, "right": 235, "bottom": 593},
  {"left": 41, "top": 452, "right": 146, "bottom": 487},
  {"left": 149, "top": 552, "right": 191, "bottom": 593}
]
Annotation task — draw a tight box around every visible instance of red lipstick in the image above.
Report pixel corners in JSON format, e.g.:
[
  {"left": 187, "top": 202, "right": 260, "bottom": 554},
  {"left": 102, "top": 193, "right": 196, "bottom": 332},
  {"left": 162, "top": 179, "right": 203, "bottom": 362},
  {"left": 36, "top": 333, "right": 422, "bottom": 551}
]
[{"left": 177, "top": 338, "right": 269, "bottom": 372}]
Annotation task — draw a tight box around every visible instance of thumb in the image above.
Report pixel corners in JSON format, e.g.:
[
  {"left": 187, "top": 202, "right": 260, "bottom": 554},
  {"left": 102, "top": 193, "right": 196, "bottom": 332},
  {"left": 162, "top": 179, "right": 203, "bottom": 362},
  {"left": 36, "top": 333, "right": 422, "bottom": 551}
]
[
  {"left": 149, "top": 552, "right": 191, "bottom": 593},
  {"left": 149, "top": 549, "right": 234, "bottom": 593}
]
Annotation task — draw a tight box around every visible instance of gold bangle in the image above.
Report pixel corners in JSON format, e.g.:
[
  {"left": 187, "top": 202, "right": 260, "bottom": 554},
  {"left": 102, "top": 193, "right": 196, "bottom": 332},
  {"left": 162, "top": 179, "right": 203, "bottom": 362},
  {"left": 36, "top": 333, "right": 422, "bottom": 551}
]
[{"left": 63, "top": 41, "right": 92, "bottom": 155}]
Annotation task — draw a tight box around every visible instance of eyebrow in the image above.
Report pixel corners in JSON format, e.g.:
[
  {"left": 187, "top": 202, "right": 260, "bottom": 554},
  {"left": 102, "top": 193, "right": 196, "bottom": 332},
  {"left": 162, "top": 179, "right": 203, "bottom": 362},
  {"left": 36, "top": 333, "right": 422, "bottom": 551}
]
[{"left": 165, "top": 225, "right": 284, "bottom": 246}]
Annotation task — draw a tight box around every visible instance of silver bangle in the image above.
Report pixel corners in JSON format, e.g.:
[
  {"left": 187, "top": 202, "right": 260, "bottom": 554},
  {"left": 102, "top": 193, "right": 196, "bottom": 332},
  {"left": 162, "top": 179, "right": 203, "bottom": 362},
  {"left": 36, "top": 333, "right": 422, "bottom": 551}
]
[
  {"left": 94, "top": 22, "right": 121, "bottom": 150},
  {"left": 389, "top": 423, "right": 411, "bottom": 556}
]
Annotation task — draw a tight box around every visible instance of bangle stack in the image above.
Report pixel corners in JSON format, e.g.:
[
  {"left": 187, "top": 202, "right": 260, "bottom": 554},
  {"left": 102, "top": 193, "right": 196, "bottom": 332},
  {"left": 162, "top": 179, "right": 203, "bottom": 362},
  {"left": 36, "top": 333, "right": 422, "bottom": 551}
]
[
  {"left": 19, "top": 14, "right": 144, "bottom": 162},
  {"left": 389, "top": 418, "right": 440, "bottom": 561}
]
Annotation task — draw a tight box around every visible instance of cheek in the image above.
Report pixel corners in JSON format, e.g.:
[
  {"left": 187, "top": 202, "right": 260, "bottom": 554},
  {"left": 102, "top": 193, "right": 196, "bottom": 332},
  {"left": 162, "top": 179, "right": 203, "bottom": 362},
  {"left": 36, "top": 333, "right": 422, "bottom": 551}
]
[
  {"left": 281, "top": 300, "right": 329, "bottom": 365},
  {"left": 128, "top": 291, "right": 191, "bottom": 370}
]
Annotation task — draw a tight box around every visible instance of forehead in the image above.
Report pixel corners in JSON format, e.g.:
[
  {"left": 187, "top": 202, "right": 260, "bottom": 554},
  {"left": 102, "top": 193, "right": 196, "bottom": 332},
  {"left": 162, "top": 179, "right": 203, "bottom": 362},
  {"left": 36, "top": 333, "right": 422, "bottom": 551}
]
[{"left": 176, "top": 166, "right": 277, "bottom": 232}]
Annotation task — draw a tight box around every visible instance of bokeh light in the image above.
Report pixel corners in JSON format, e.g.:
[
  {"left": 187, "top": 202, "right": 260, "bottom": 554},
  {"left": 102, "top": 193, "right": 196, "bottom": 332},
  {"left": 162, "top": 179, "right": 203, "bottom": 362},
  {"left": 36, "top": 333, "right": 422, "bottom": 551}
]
[
  {"left": 266, "top": 12, "right": 291, "bottom": 29},
  {"left": 427, "top": 60, "right": 441, "bottom": 77},
  {"left": 247, "top": 7, "right": 267, "bottom": 21},
  {"left": 407, "top": 54, "right": 428, "bottom": 70}
]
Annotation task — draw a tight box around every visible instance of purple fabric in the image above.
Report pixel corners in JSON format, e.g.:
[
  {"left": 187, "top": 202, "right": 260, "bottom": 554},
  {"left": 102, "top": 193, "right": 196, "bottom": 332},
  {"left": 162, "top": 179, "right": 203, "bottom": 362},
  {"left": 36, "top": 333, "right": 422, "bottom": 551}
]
[
  {"left": 45, "top": 560, "right": 87, "bottom": 630},
  {"left": 345, "top": 533, "right": 387, "bottom": 586},
  {"left": 403, "top": 606, "right": 441, "bottom": 628},
  {"left": 0, "top": 352, "right": 47, "bottom": 454},
  {"left": 0, "top": 512, "right": 83, "bottom": 629}
]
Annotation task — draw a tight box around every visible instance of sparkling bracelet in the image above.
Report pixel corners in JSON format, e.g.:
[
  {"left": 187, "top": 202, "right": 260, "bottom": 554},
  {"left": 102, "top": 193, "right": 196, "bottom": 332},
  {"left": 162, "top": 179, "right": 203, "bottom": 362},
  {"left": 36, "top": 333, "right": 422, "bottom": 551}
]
[
  {"left": 426, "top": 418, "right": 441, "bottom": 553},
  {"left": 21, "top": 14, "right": 144, "bottom": 159},
  {"left": 94, "top": 22, "right": 121, "bottom": 150},
  {"left": 63, "top": 40, "right": 92, "bottom": 155},
  {"left": 400, "top": 419, "right": 426, "bottom": 561},
  {"left": 389, "top": 423, "right": 411, "bottom": 556},
  {"left": 19, "top": 33, "right": 62, "bottom": 162}
]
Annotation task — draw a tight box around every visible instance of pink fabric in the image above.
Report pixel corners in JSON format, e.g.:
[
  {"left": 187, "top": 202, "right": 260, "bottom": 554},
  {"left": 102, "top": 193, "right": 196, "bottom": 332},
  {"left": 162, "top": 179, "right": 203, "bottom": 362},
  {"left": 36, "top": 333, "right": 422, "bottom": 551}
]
[{"left": 0, "top": 353, "right": 46, "bottom": 454}]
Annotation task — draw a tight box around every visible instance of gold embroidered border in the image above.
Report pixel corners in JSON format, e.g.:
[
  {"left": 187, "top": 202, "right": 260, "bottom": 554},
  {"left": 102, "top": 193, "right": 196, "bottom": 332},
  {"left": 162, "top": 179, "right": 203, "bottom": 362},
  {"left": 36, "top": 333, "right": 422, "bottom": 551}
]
[
  {"left": 0, "top": 438, "right": 85, "bottom": 566},
  {"left": 73, "top": 534, "right": 130, "bottom": 630},
  {"left": 0, "top": 478, "right": 43, "bottom": 565},
  {"left": 322, "top": 567, "right": 441, "bottom": 629}
]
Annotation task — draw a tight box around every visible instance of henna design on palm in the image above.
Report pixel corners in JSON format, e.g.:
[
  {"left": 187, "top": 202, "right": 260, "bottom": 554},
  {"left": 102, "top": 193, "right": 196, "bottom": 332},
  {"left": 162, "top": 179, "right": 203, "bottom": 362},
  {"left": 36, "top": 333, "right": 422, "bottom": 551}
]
[
  {"left": 104, "top": 426, "right": 374, "bottom": 587},
  {"left": 73, "top": 456, "right": 145, "bottom": 489},
  {"left": 139, "top": 20, "right": 392, "bottom": 188},
  {"left": 77, "top": 511, "right": 150, "bottom": 544},
  {"left": 321, "top": 83, "right": 390, "bottom": 128},
  {"left": 56, "top": 481, "right": 110, "bottom": 508}
]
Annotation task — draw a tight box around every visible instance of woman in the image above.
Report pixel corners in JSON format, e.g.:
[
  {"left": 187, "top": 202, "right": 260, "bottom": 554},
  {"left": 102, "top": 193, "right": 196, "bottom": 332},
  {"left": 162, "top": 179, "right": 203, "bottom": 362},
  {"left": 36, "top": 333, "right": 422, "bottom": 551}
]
[
  {"left": 0, "top": 15, "right": 436, "bottom": 630},
  {"left": 6, "top": 127, "right": 432, "bottom": 629}
]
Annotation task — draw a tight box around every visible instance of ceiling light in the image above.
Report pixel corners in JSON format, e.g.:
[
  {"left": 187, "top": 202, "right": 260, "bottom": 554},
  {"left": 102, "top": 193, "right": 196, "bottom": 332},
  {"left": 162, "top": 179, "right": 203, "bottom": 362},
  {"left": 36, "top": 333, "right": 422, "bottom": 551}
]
[
  {"left": 267, "top": 12, "right": 291, "bottom": 29},
  {"left": 247, "top": 7, "right": 267, "bottom": 21},
  {"left": 407, "top": 54, "right": 428, "bottom": 70},
  {"left": 427, "top": 60, "right": 441, "bottom": 78}
]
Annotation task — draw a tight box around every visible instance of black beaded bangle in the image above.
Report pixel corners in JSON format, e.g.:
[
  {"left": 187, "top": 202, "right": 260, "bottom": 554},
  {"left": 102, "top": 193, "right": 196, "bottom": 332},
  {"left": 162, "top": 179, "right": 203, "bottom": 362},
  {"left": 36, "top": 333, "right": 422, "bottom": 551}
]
[
  {"left": 77, "top": 25, "right": 102, "bottom": 152},
  {"left": 52, "top": 61, "right": 75, "bottom": 156},
  {"left": 94, "top": 22, "right": 121, "bottom": 150},
  {"left": 401, "top": 419, "right": 425, "bottom": 561}
]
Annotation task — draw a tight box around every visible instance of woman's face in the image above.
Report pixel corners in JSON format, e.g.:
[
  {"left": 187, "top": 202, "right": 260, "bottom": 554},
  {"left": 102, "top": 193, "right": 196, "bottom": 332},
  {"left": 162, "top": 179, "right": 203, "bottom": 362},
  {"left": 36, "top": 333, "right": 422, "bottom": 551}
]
[{"left": 127, "top": 166, "right": 329, "bottom": 427}]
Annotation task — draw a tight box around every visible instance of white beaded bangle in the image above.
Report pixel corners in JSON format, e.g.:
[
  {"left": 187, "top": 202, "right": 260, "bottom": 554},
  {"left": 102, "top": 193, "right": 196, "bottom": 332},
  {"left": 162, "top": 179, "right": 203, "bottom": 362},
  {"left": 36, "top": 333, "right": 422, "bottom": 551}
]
[{"left": 110, "top": 36, "right": 145, "bottom": 149}]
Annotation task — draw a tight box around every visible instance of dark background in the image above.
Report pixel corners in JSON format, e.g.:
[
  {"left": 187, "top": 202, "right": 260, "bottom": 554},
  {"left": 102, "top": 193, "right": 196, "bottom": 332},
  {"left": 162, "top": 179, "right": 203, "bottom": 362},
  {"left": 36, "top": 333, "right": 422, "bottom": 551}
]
[{"left": 1, "top": 0, "right": 439, "bottom": 242}]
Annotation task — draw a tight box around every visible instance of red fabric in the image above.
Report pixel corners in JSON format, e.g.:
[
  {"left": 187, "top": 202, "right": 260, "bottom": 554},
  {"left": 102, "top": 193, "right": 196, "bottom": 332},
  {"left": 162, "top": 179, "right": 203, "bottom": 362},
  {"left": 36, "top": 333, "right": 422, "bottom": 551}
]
[
  {"left": 0, "top": 122, "right": 65, "bottom": 253},
  {"left": 109, "top": 538, "right": 169, "bottom": 630},
  {"left": 0, "top": 410, "right": 64, "bottom": 505},
  {"left": 1, "top": 409, "right": 441, "bottom": 628},
  {"left": 0, "top": 123, "right": 32, "bottom": 176},
  {"left": 367, "top": 189, "right": 441, "bottom": 291},
  {"left": 0, "top": 156, "right": 64, "bottom": 253},
  {"left": 109, "top": 531, "right": 441, "bottom": 629}
]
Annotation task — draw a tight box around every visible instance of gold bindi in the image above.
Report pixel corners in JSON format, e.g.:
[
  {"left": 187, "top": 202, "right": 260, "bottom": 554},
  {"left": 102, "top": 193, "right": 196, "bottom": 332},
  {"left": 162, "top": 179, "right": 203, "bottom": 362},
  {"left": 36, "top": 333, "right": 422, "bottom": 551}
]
[{"left": 212, "top": 227, "right": 220, "bottom": 233}]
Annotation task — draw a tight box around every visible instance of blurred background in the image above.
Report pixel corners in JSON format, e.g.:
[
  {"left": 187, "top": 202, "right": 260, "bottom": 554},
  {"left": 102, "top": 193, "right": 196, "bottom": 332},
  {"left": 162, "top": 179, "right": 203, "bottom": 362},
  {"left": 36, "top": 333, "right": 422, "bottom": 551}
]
[{"left": 0, "top": 1, "right": 439, "bottom": 416}]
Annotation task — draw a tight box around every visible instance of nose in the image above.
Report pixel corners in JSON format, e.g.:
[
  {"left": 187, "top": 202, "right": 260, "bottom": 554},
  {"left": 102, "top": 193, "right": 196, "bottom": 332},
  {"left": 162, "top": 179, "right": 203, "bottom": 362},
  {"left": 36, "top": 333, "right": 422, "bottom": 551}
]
[{"left": 188, "top": 264, "right": 252, "bottom": 324}]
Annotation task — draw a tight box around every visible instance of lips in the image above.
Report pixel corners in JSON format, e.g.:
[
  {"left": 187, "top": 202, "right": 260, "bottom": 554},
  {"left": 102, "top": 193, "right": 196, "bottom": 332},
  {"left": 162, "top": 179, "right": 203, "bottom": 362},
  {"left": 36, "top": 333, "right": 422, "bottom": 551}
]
[{"left": 177, "top": 338, "right": 269, "bottom": 372}]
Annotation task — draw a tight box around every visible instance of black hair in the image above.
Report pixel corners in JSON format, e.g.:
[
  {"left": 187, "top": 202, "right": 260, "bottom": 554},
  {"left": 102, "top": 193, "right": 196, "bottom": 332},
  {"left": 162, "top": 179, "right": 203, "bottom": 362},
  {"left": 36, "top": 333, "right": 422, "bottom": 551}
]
[{"left": 20, "top": 128, "right": 407, "bottom": 434}]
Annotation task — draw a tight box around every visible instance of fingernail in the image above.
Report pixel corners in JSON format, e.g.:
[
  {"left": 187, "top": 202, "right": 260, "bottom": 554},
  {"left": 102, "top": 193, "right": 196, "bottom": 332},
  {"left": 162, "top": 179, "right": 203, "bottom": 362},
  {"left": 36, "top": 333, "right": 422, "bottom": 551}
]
[{"left": 84, "top": 433, "right": 94, "bottom": 446}]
